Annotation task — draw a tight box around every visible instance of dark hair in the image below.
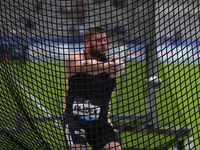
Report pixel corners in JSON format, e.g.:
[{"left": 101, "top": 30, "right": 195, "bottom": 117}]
[{"left": 84, "top": 25, "right": 105, "bottom": 41}]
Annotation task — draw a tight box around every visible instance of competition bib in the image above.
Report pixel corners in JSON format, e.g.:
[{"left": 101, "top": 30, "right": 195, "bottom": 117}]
[{"left": 72, "top": 97, "right": 101, "bottom": 121}]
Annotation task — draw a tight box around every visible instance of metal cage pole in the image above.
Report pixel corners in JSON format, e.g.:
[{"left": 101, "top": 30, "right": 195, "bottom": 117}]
[{"left": 145, "top": 0, "right": 158, "bottom": 126}]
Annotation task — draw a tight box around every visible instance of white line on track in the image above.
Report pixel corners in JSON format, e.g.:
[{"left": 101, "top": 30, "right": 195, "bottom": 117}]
[
  {"left": 15, "top": 80, "right": 51, "bottom": 117},
  {"left": 16, "top": 79, "right": 62, "bottom": 129},
  {"left": 0, "top": 63, "right": 62, "bottom": 131}
]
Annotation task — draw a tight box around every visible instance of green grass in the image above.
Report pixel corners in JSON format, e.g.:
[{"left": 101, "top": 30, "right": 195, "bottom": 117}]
[{"left": 1, "top": 60, "right": 200, "bottom": 149}]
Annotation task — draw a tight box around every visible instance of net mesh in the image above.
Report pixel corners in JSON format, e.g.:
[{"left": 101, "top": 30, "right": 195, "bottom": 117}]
[{"left": 0, "top": 0, "right": 200, "bottom": 149}]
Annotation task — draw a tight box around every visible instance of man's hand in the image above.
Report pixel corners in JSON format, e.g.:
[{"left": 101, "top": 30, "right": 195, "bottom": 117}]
[
  {"left": 104, "top": 57, "right": 119, "bottom": 78},
  {"left": 107, "top": 54, "right": 125, "bottom": 77}
]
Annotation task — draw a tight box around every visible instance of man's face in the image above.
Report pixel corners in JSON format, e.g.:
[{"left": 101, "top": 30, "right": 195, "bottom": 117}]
[{"left": 89, "top": 33, "right": 107, "bottom": 57}]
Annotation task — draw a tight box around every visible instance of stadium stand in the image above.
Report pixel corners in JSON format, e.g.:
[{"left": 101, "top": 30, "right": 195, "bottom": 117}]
[{"left": 0, "top": 1, "right": 198, "bottom": 41}]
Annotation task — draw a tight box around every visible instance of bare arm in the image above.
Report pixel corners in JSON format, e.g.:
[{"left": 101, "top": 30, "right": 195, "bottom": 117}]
[
  {"left": 85, "top": 59, "right": 109, "bottom": 75},
  {"left": 108, "top": 91, "right": 114, "bottom": 125},
  {"left": 63, "top": 78, "right": 69, "bottom": 113},
  {"left": 65, "top": 52, "right": 118, "bottom": 78},
  {"left": 107, "top": 100, "right": 112, "bottom": 125}
]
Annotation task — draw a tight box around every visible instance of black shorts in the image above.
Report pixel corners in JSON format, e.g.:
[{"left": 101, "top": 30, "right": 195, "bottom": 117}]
[{"left": 64, "top": 122, "right": 121, "bottom": 150}]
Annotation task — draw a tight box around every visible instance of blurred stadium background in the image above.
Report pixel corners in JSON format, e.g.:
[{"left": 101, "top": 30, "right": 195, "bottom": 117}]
[{"left": 0, "top": 0, "right": 200, "bottom": 150}]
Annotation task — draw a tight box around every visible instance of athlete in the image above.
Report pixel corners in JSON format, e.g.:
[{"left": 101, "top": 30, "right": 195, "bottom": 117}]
[{"left": 63, "top": 25, "right": 125, "bottom": 150}]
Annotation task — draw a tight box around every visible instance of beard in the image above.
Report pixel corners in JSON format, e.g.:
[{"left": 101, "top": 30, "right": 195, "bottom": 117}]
[{"left": 90, "top": 44, "right": 107, "bottom": 61}]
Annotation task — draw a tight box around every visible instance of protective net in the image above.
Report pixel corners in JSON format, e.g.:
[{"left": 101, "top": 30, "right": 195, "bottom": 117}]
[{"left": 0, "top": 0, "right": 200, "bottom": 149}]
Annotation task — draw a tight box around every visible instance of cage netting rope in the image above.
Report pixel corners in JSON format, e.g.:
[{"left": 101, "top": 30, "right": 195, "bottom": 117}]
[{"left": 0, "top": 0, "right": 200, "bottom": 150}]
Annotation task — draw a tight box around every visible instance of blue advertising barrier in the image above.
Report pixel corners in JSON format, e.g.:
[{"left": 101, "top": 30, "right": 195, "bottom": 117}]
[
  {"left": 1, "top": 35, "right": 199, "bottom": 48},
  {"left": 1, "top": 36, "right": 200, "bottom": 63},
  {"left": 0, "top": 36, "right": 85, "bottom": 45}
]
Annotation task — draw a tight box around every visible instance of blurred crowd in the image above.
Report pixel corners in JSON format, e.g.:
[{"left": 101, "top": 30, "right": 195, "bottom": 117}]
[
  {"left": 3, "top": 0, "right": 195, "bottom": 62},
  {"left": 60, "top": 1, "right": 87, "bottom": 24}
]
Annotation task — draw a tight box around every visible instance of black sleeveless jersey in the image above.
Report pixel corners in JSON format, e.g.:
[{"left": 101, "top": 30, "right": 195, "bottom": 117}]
[{"left": 64, "top": 52, "right": 116, "bottom": 124}]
